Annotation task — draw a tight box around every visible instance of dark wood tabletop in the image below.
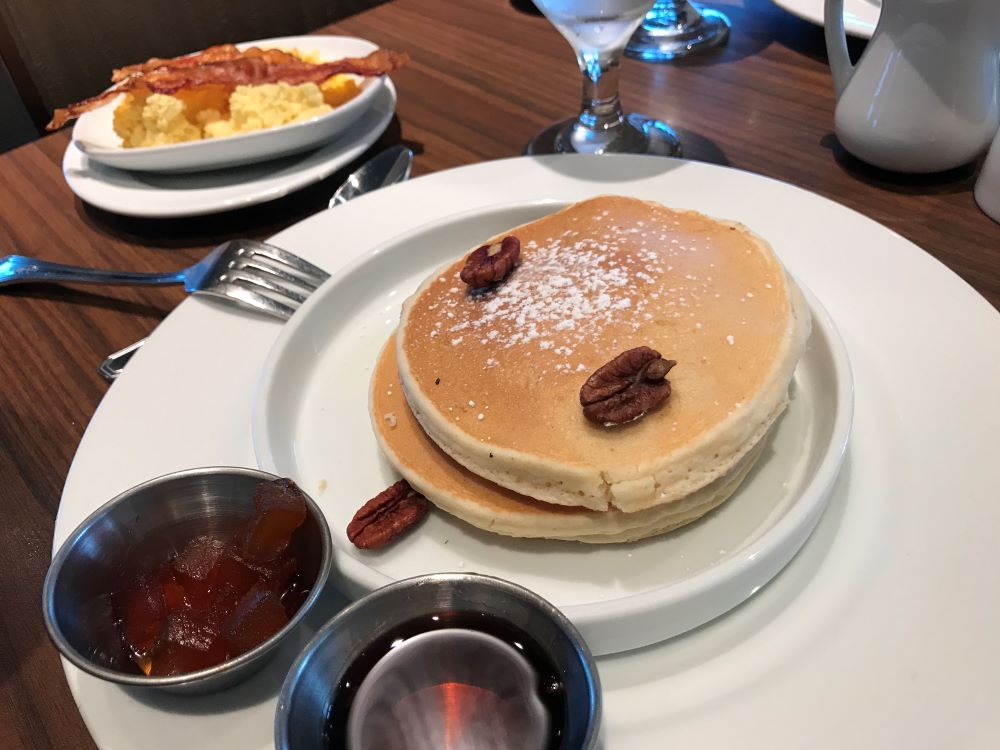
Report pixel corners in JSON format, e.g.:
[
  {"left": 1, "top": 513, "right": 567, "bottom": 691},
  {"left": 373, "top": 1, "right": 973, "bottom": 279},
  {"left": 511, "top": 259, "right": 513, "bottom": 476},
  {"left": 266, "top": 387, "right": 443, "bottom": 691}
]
[{"left": 1, "top": 0, "right": 997, "bottom": 747}]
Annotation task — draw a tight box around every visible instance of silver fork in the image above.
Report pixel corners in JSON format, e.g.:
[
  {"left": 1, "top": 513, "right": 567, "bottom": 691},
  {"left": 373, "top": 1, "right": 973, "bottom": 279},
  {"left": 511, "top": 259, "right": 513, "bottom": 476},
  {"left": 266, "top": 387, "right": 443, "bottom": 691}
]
[{"left": 0, "top": 239, "right": 329, "bottom": 321}]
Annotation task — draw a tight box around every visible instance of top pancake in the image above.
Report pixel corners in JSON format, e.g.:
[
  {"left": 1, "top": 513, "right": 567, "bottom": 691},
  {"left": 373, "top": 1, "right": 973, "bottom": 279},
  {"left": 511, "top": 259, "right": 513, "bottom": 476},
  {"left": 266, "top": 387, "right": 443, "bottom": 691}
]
[{"left": 396, "top": 196, "right": 810, "bottom": 512}]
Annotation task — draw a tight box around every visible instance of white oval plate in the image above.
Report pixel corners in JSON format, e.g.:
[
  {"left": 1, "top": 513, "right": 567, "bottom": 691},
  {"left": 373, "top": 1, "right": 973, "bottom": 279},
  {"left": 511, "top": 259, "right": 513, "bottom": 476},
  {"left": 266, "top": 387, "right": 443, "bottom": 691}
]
[
  {"left": 251, "top": 201, "right": 853, "bottom": 656},
  {"left": 71, "top": 35, "right": 386, "bottom": 173},
  {"left": 771, "top": 0, "right": 880, "bottom": 38},
  {"left": 52, "top": 155, "right": 1000, "bottom": 749},
  {"left": 62, "top": 81, "right": 394, "bottom": 218}
]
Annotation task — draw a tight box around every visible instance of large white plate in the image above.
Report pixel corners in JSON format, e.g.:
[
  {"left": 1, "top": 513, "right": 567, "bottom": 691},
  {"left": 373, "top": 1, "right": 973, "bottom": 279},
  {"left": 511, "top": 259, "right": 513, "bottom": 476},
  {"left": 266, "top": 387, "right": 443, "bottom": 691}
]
[
  {"left": 52, "top": 155, "right": 1000, "bottom": 749},
  {"left": 251, "top": 201, "right": 852, "bottom": 656},
  {"left": 71, "top": 36, "right": 387, "bottom": 173},
  {"left": 62, "top": 81, "right": 395, "bottom": 218},
  {"left": 771, "top": 0, "right": 880, "bottom": 38}
]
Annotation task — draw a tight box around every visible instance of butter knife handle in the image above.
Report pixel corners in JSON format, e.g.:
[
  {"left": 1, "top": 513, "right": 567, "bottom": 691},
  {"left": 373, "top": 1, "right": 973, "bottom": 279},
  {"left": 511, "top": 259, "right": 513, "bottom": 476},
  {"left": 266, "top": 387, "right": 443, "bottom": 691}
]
[{"left": 99, "top": 337, "right": 147, "bottom": 382}]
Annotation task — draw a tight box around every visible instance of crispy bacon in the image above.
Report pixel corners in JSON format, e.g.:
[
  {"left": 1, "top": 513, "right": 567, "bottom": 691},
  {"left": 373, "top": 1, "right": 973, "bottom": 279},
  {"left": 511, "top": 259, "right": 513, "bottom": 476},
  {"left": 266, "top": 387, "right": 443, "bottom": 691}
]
[
  {"left": 47, "top": 48, "right": 408, "bottom": 130},
  {"left": 111, "top": 45, "right": 302, "bottom": 82}
]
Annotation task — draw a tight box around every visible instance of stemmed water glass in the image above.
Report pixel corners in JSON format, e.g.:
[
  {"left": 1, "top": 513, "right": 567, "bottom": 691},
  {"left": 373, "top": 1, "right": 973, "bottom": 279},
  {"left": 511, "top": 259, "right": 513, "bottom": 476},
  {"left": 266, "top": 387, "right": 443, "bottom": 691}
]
[
  {"left": 526, "top": 0, "right": 682, "bottom": 156},
  {"left": 626, "top": 0, "right": 731, "bottom": 61}
]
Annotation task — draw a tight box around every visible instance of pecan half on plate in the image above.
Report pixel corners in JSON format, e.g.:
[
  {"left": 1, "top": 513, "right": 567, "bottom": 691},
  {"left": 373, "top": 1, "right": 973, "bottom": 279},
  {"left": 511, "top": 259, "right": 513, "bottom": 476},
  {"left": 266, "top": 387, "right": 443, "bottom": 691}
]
[
  {"left": 460, "top": 236, "right": 520, "bottom": 290},
  {"left": 347, "top": 480, "right": 429, "bottom": 549},
  {"left": 579, "top": 346, "right": 676, "bottom": 425}
]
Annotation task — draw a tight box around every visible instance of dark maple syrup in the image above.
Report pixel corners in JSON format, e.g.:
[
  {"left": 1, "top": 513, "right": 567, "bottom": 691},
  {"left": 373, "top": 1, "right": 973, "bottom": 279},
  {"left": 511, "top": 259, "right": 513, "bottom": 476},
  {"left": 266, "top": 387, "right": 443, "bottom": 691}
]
[{"left": 324, "top": 611, "right": 567, "bottom": 749}]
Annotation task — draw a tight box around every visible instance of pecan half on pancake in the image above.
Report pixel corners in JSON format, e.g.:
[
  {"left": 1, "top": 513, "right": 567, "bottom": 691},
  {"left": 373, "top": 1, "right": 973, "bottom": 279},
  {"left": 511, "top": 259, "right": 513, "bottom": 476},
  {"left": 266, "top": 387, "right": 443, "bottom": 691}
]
[
  {"left": 460, "top": 236, "right": 520, "bottom": 290},
  {"left": 580, "top": 347, "right": 676, "bottom": 425}
]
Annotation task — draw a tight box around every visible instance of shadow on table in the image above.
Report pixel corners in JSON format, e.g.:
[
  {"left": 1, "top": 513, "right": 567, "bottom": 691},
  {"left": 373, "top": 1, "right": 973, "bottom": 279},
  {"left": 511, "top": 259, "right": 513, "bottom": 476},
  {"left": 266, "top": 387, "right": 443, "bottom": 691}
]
[
  {"left": 820, "top": 133, "right": 982, "bottom": 195},
  {"left": 72, "top": 118, "right": 413, "bottom": 252},
  {"left": 674, "top": 126, "right": 730, "bottom": 166},
  {"left": 0, "top": 283, "right": 170, "bottom": 318}
]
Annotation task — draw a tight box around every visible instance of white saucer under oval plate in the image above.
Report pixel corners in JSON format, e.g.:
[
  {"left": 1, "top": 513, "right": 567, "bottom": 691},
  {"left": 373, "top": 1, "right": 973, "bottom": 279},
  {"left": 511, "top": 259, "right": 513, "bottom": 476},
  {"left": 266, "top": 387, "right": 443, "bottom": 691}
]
[
  {"left": 251, "top": 201, "right": 853, "bottom": 656},
  {"left": 71, "top": 35, "right": 387, "bottom": 173},
  {"left": 771, "top": 0, "right": 880, "bottom": 37},
  {"left": 62, "top": 81, "right": 394, "bottom": 218},
  {"left": 53, "top": 155, "right": 1000, "bottom": 749}
]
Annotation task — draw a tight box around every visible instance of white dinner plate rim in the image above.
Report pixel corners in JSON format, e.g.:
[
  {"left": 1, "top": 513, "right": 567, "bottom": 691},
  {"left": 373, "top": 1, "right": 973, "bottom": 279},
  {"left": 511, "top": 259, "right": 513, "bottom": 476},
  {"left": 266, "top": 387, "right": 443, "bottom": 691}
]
[
  {"left": 70, "top": 35, "right": 385, "bottom": 171},
  {"left": 251, "top": 199, "right": 854, "bottom": 637},
  {"left": 50, "top": 153, "right": 1000, "bottom": 750},
  {"left": 61, "top": 80, "right": 396, "bottom": 218}
]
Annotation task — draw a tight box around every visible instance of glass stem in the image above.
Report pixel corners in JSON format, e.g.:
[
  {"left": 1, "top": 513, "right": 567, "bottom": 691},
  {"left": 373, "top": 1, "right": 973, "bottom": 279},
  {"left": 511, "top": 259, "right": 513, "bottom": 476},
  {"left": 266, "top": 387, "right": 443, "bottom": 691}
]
[
  {"left": 643, "top": 0, "right": 700, "bottom": 31},
  {"left": 576, "top": 51, "right": 627, "bottom": 135}
]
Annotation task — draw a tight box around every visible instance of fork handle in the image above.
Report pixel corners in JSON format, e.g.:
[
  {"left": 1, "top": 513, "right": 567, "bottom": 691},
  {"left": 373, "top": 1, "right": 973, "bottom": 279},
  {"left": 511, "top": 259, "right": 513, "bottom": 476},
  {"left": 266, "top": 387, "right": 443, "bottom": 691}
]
[{"left": 0, "top": 255, "right": 184, "bottom": 287}]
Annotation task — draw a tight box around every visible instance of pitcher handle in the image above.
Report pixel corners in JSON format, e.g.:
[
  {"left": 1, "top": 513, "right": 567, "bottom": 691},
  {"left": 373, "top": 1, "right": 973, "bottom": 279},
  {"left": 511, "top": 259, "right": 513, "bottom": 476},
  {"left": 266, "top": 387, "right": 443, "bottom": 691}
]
[{"left": 824, "top": 0, "right": 853, "bottom": 98}]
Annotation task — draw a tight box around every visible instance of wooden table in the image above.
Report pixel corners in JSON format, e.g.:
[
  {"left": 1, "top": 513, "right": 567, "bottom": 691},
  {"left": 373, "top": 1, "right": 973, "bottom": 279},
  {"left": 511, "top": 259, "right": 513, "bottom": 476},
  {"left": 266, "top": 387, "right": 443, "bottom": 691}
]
[{"left": 1, "top": 1, "right": 996, "bottom": 747}]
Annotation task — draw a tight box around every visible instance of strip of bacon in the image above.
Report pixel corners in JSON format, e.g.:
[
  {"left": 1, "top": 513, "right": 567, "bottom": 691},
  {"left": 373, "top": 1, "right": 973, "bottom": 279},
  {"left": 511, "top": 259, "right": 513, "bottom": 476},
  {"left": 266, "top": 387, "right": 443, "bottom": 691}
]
[
  {"left": 48, "top": 48, "right": 409, "bottom": 130},
  {"left": 111, "top": 45, "right": 302, "bottom": 82}
]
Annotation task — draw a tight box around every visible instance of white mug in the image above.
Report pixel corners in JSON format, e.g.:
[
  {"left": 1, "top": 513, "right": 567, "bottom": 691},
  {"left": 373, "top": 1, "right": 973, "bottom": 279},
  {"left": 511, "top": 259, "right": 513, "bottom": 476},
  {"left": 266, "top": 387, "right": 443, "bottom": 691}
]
[{"left": 825, "top": 0, "right": 1000, "bottom": 173}]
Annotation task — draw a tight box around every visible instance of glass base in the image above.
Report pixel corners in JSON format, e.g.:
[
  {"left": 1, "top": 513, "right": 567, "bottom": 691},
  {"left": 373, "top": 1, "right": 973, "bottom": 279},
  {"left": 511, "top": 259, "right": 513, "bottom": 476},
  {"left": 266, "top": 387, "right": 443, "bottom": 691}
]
[
  {"left": 526, "top": 113, "right": 682, "bottom": 157},
  {"left": 625, "top": 6, "right": 731, "bottom": 61}
]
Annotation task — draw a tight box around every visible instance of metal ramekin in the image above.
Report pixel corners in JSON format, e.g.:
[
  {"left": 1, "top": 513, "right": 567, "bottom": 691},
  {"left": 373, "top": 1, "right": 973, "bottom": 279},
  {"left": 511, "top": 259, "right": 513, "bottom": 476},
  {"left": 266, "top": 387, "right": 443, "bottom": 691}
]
[
  {"left": 276, "top": 572, "right": 601, "bottom": 749},
  {"left": 42, "top": 466, "right": 332, "bottom": 694}
]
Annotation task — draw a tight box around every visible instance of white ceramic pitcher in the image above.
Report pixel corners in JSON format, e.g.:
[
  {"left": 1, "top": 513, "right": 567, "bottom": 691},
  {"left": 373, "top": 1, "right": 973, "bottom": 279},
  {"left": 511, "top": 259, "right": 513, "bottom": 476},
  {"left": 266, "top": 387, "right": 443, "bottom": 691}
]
[{"left": 825, "top": 0, "right": 1000, "bottom": 173}]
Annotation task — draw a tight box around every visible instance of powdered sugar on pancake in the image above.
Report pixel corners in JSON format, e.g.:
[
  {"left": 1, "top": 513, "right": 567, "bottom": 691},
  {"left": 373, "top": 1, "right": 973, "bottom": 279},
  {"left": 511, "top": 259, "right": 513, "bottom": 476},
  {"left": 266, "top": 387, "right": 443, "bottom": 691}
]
[
  {"left": 395, "top": 196, "right": 809, "bottom": 513},
  {"left": 429, "top": 220, "right": 723, "bottom": 373}
]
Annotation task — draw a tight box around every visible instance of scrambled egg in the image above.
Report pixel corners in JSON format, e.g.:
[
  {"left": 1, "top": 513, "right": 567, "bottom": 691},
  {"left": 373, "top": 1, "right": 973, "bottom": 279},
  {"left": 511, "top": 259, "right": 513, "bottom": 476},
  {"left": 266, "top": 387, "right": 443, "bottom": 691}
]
[
  {"left": 114, "top": 93, "right": 200, "bottom": 148},
  {"left": 112, "top": 57, "right": 361, "bottom": 148},
  {"left": 203, "top": 81, "right": 329, "bottom": 139}
]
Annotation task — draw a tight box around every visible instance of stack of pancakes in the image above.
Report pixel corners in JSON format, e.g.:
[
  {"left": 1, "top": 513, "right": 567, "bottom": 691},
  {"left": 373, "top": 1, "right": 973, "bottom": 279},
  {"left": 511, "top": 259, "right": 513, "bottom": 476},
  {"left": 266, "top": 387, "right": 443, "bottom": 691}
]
[{"left": 370, "top": 196, "right": 811, "bottom": 543}]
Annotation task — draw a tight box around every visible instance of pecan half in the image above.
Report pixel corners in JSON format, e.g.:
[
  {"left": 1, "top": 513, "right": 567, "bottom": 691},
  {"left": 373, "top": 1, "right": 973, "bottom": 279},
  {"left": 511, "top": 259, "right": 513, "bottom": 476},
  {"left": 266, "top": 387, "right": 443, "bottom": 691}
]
[
  {"left": 579, "top": 347, "right": 676, "bottom": 425},
  {"left": 459, "top": 236, "right": 520, "bottom": 290},
  {"left": 347, "top": 480, "right": 429, "bottom": 549}
]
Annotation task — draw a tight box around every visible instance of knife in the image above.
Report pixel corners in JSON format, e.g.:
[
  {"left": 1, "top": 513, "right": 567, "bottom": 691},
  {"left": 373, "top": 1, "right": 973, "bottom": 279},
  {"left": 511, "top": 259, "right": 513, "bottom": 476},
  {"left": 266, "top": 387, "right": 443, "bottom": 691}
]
[{"left": 98, "top": 145, "right": 414, "bottom": 382}]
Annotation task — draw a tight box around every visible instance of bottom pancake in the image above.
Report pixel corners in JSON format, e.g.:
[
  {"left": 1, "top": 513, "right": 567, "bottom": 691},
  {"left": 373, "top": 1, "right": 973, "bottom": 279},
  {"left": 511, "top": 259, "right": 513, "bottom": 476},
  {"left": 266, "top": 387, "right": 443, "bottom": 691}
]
[{"left": 371, "top": 335, "right": 767, "bottom": 543}]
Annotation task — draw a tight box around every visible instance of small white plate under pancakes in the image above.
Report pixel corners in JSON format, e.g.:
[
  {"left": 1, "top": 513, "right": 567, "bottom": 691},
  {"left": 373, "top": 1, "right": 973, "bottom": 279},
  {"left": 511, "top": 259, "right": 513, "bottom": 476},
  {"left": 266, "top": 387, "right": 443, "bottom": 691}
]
[{"left": 253, "top": 199, "right": 852, "bottom": 655}]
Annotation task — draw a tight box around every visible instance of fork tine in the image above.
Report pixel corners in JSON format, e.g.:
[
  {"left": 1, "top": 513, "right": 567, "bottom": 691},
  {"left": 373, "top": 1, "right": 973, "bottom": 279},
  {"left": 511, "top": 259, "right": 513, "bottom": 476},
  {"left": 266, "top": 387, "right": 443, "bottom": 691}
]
[
  {"left": 242, "top": 241, "right": 330, "bottom": 285},
  {"left": 227, "top": 270, "right": 308, "bottom": 304},
  {"left": 194, "top": 283, "right": 296, "bottom": 320},
  {"left": 234, "top": 259, "right": 321, "bottom": 292}
]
